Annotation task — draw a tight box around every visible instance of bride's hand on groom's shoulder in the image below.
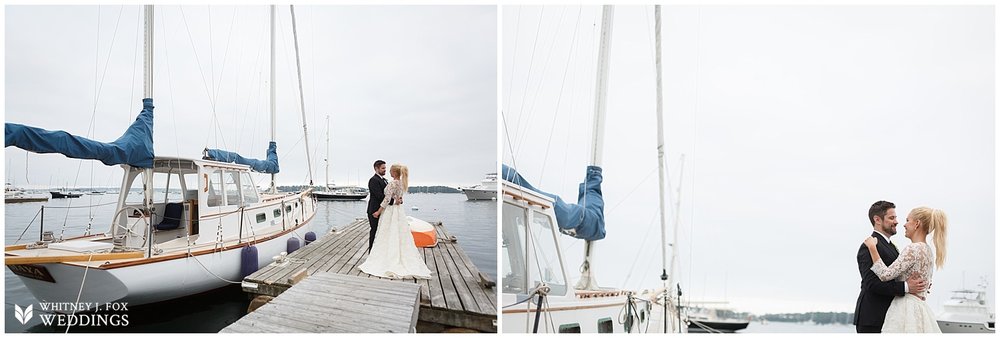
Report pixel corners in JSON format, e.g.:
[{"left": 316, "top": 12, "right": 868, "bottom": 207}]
[{"left": 863, "top": 236, "right": 878, "bottom": 248}]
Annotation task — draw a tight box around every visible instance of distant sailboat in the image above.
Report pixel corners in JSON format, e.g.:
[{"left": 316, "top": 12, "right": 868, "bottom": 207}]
[{"left": 313, "top": 115, "right": 368, "bottom": 201}]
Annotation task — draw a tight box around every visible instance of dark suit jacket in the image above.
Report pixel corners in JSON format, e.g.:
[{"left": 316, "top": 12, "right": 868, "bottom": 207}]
[
  {"left": 367, "top": 174, "right": 392, "bottom": 216},
  {"left": 853, "top": 231, "right": 905, "bottom": 328}
]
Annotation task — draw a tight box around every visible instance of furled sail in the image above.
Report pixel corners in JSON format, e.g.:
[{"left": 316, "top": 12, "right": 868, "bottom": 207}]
[
  {"left": 203, "top": 141, "right": 279, "bottom": 174},
  {"left": 4, "top": 98, "right": 155, "bottom": 168},
  {"left": 502, "top": 164, "right": 606, "bottom": 241}
]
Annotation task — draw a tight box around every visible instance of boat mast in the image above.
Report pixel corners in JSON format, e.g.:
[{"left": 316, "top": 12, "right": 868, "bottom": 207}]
[
  {"left": 577, "top": 5, "right": 614, "bottom": 292},
  {"left": 269, "top": 5, "right": 277, "bottom": 194},
  {"left": 325, "top": 115, "right": 330, "bottom": 190},
  {"left": 143, "top": 5, "right": 153, "bottom": 99},
  {"left": 141, "top": 4, "right": 155, "bottom": 252},
  {"left": 290, "top": 5, "right": 315, "bottom": 186},
  {"left": 653, "top": 5, "right": 673, "bottom": 333}
]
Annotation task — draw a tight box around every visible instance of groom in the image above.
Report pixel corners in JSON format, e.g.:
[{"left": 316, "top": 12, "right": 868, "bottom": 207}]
[
  {"left": 367, "top": 160, "right": 393, "bottom": 254},
  {"left": 853, "top": 200, "right": 927, "bottom": 333}
]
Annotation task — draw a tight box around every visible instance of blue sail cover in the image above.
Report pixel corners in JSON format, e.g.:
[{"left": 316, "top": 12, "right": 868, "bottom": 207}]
[
  {"left": 502, "top": 164, "right": 606, "bottom": 241},
  {"left": 5, "top": 98, "right": 155, "bottom": 168},
  {"left": 204, "top": 141, "right": 279, "bottom": 174}
]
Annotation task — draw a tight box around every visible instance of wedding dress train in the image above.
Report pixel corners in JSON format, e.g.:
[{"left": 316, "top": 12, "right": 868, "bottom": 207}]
[{"left": 358, "top": 180, "right": 432, "bottom": 279}]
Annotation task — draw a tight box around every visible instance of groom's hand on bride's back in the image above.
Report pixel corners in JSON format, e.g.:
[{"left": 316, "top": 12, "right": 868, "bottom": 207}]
[{"left": 907, "top": 276, "right": 927, "bottom": 300}]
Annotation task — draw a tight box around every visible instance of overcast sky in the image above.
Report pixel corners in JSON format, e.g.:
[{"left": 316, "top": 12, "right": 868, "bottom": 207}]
[
  {"left": 503, "top": 5, "right": 994, "bottom": 314},
  {"left": 5, "top": 5, "right": 496, "bottom": 188}
]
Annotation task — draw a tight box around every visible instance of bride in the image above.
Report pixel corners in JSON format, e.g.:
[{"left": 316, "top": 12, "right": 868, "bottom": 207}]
[
  {"left": 358, "top": 164, "right": 432, "bottom": 279},
  {"left": 862, "top": 206, "right": 948, "bottom": 333}
]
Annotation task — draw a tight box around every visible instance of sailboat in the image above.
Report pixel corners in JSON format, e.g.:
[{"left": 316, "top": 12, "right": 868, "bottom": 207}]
[
  {"left": 4, "top": 5, "right": 318, "bottom": 307},
  {"left": 313, "top": 115, "right": 368, "bottom": 201},
  {"left": 500, "top": 6, "right": 684, "bottom": 333}
]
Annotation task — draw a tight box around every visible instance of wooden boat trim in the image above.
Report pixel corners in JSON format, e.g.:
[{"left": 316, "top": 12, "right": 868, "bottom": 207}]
[
  {"left": 5, "top": 251, "right": 145, "bottom": 265},
  {"left": 5, "top": 233, "right": 106, "bottom": 252}
]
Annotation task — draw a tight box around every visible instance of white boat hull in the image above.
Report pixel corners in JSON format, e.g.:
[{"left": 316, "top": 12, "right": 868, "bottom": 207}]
[
  {"left": 12, "top": 223, "right": 311, "bottom": 308},
  {"left": 463, "top": 188, "right": 496, "bottom": 200},
  {"left": 937, "top": 320, "right": 996, "bottom": 333}
]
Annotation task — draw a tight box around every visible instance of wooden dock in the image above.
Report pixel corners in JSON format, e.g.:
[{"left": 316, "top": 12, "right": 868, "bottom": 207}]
[
  {"left": 239, "top": 219, "right": 497, "bottom": 332},
  {"left": 221, "top": 272, "right": 421, "bottom": 333}
]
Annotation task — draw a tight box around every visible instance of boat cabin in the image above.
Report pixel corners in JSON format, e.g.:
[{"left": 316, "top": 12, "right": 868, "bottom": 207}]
[{"left": 501, "top": 180, "right": 570, "bottom": 298}]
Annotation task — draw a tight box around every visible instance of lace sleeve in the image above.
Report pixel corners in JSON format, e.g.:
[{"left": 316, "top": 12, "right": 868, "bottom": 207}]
[
  {"left": 870, "top": 244, "right": 918, "bottom": 282},
  {"left": 380, "top": 181, "right": 401, "bottom": 209}
]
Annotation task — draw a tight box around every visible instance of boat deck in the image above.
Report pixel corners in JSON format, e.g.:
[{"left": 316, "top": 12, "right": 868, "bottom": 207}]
[
  {"left": 221, "top": 272, "right": 421, "bottom": 333},
  {"left": 239, "top": 219, "right": 497, "bottom": 332}
]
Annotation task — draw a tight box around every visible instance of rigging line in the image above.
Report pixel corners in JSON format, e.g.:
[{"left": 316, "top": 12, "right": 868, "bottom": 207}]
[
  {"left": 209, "top": 5, "right": 215, "bottom": 113},
  {"left": 178, "top": 7, "right": 223, "bottom": 120},
  {"left": 513, "top": 7, "right": 567, "bottom": 161},
  {"left": 621, "top": 210, "right": 659, "bottom": 289},
  {"left": 210, "top": 7, "right": 240, "bottom": 112},
  {"left": 94, "top": 6, "right": 102, "bottom": 121},
  {"left": 234, "top": 17, "right": 266, "bottom": 153},
  {"left": 510, "top": 6, "right": 546, "bottom": 156},
  {"left": 89, "top": 4, "right": 128, "bottom": 138},
  {"left": 66, "top": 254, "right": 95, "bottom": 334},
  {"left": 500, "top": 109, "right": 520, "bottom": 171},
  {"left": 161, "top": 6, "right": 182, "bottom": 158},
  {"left": 128, "top": 7, "right": 141, "bottom": 121},
  {"left": 607, "top": 167, "right": 656, "bottom": 215},
  {"left": 24, "top": 152, "right": 29, "bottom": 184},
  {"left": 537, "top": 7, "right": 582, "bottom": 186},
  {"left": 13, "top": 207, "right": 43, "bottom": 245},
  {"left": 503, "top": 6, "right": 523, "bottom": 118}
]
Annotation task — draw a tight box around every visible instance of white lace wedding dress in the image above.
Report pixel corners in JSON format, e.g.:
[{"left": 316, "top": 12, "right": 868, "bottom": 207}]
[
  {"left": 870, "top": 242, "right": 941, "bottom": 333},
  {"left": 358, "top": 180, "right": 432, "bottom": 279}
]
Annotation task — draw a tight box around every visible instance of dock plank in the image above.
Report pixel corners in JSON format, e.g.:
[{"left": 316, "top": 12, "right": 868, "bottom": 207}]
[
  {"left": 224, "top": 272, "right": 419, "bottom": 333},
  {"left": 239, "top": 219, "right": 496, "bottom": 332}
]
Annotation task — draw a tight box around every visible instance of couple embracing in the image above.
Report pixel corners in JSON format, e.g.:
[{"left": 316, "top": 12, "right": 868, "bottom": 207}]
[
  {"left": 854, "top": 200, "right": 948, "bottom": 333},
  {"left": 358, "top": 160, "right": 432, "bottom": 280}
]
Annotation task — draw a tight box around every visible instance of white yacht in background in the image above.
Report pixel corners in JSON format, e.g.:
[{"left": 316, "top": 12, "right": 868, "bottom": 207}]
[
  {"left": 937, "top": 281, "right": 995, "bottom": 333},
  {"left": 4, "top": 183, "right": 49, "bottom": 203},
  {"left": 462, "top": 173, "right": 497, "bottom": 200}
]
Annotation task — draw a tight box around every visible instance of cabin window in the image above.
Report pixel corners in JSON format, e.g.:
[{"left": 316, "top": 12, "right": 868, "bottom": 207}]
[
  {"left": 558, "top": 323, "right": 581, "bottom": 333},
  {"left": 285, "top": 205, "right": 292, "bottom": 213},
  {"left": 240, "top": 173, "right": 259, "bottom": 204},
  {"left": 206, "top": 170, "right": 224, "bottom": 207},
  {"left": 529, "top": 211, "right": 567, "bottom": 296},
  {"left": 598, "top": 318, "right": 613, "bottom": 333},
  {"left": 501, "top": 202, "right": 527, "bottom": 294},
  {"left": 273, "top": 208, "right": 282, "bottom": 218},
  {"left": 223, "top": 171, "right": 241, "bottom": 206},
  {"left": 255, "top": 213, "right": 266, "bottom": 223},
  {"left": 152, "top": 171, "right": 185, "bottom": 203}
]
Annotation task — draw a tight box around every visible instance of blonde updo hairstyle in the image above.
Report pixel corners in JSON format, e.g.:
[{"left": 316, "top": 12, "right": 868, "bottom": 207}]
[
  {"left": 390, "top": 164, "right": 409, "bottom": 191},
  {"left": 910, "top": 207, "right": 948, "bottom": 268}
]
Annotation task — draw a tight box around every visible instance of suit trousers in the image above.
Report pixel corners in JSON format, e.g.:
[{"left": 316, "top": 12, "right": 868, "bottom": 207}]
[
  {"left": 367, "top": 214, "right": 379, "bottom": 253},
  {"left": 856, "top": 325, "right": 881, "bottom": 333}
]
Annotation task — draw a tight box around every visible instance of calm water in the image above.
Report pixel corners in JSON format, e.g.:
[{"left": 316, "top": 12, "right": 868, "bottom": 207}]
[
  {"left": 738, "top": 321, "right": 855, "bottom": 333},
  {"left": 4, "top": 192, "right": 496, "bottom": 333}
]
